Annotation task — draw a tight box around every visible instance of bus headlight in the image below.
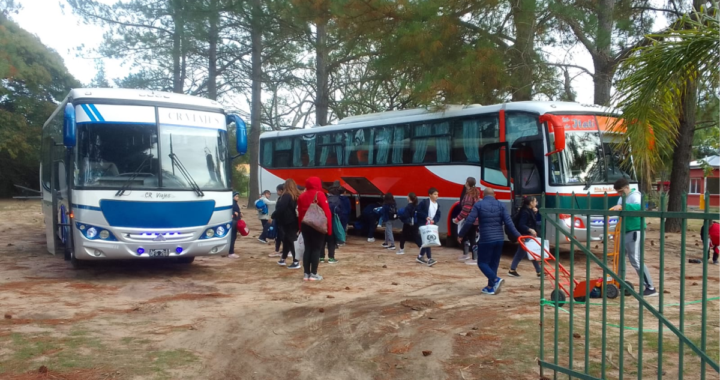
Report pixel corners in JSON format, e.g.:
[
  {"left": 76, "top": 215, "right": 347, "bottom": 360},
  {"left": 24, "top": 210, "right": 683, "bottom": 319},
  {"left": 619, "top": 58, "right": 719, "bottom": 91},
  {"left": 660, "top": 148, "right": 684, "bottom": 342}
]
[
  {"left": 86, "top": 227, "right": 98, "bottom": 239},
  {"left": 216, "top": 226, "right": 226, "bottom": 237},
  {"left": 200, "top": 222, "right": 233, "bottom": 239},
  {"left": 99, "top": 230, "right": 110, "bottom": 240},
  {"left": 205, "top": 228, "right": 215, "bottom": 238},
  {"left": 75, "top": 222, "right": 117, "bottom": 241}
]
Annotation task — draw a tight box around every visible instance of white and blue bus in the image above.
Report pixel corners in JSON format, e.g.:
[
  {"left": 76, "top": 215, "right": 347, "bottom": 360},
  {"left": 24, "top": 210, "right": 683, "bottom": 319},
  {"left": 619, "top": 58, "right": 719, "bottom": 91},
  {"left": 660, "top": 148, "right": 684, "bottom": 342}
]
[{"left": 40, "top": 89, "right": 247, "bottom": 267}]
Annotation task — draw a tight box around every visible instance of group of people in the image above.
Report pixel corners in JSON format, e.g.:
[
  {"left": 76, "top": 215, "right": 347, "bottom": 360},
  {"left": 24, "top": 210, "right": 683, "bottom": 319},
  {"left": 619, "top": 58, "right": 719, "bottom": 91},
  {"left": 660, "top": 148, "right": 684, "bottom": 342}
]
[{"left": 229, "top": 176, "right": 666, "bottom": 297}]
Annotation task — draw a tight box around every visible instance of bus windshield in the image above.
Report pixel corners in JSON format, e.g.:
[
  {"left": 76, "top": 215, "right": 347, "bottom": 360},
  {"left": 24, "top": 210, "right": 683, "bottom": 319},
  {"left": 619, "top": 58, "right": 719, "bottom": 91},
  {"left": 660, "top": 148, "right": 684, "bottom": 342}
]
[
  {"left": 548, "top": 126, "right": 635, "bottom": 186},
  {"left": 75, "top": 123, "right": 229, "bottom": 190}
]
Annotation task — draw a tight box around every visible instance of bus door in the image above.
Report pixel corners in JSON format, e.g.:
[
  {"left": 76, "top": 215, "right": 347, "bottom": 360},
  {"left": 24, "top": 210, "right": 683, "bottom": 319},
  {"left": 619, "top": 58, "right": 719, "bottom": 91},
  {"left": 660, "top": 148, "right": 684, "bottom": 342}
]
[
  {"left": 509, "top": 137, "right": 545, "bottom": 213},
  {"left": 50, "top": 151, "right": 71, "bottom": 257},
  {"left": 481, "top": 142, "right": 511, "bottom": 197}
]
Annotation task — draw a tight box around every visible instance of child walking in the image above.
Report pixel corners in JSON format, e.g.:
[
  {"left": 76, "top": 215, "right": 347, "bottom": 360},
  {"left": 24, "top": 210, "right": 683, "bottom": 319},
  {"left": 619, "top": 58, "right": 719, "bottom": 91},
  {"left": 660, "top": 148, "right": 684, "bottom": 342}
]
[
  {"left": 381, "top": 193, "right": 397, "bottom": 250},
  {"left": 416, "top": 188, "right": 441, "bottom": 266},
  {"left": 398, "top": 192, "right": 420, "bottom": 255}
]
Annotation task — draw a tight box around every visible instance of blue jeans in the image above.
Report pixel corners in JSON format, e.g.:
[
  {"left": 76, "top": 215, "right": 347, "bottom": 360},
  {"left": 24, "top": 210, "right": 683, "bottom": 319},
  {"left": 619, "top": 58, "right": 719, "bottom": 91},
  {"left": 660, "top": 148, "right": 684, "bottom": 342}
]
[{"left": 477, "top": 241, "right": 504, "bottom": 287}]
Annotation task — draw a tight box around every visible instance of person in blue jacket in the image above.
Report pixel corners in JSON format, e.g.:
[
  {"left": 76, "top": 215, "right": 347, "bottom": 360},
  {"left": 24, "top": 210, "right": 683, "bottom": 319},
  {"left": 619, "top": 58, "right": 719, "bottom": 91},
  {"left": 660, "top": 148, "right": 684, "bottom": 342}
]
[
  {"left": 416, "top": 187, "right": 441, "bottom": 266},
  {"left": 323, "top": 184, "right": 351, "bottom": 263},
  {"left": 458, "top": 188, "right": 521, "bottom": 295},
  {"left": 508, "top": 196, "right": 542, "bottom": 277}
]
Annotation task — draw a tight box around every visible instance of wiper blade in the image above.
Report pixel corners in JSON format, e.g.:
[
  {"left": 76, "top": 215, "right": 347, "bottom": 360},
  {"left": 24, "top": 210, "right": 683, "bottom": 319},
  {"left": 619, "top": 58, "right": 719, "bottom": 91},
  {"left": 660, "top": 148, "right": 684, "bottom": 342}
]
[
  {"left": 169, "top": 153, "right": 204, "bottom": 197},
  {"left": 116, "top": 154, "right": 153, "bottom": 196}
]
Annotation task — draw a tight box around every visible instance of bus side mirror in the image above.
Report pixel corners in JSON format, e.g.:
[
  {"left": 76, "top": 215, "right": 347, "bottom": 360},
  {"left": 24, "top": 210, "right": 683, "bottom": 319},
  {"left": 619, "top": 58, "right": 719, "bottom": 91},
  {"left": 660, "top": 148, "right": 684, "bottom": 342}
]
[
  {"left": 228, "top": 114, "right": 247, "bottom": 157},
  {"left": 541, "top": 115, "right": 565, "bottom": 156},
  {"left": 63, "top": 104, "right": 76, "bottom": 148}
]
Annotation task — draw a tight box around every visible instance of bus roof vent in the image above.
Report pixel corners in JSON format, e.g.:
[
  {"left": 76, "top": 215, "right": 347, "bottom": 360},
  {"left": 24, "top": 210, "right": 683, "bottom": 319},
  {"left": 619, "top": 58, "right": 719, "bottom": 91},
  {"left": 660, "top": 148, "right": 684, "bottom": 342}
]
[{"left": 338, "top": 108, "right": 431, "bottom": 124}]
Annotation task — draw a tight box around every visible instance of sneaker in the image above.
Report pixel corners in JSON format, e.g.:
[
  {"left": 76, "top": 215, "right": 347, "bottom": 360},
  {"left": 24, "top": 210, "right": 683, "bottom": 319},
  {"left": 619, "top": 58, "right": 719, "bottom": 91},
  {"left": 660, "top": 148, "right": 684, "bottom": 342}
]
[
  {"left": 257, "top": 238, "right": 268, "bottom": 244},
  {"left": 228, "top": 254, "right": 239, "bottom": 259},
  {"left": 713, "top": 260, "right": 719, "bottom": 265},
  {"left": 427, "top": 258, "right": 437, "bottom": 267},
  {"left": 458, "top": 254, "right": 470, "bottom": 261},
  {"left": 508, "top": 270, "right": 520, "bottom": 277},
  {"left": 397, "top": 249, "right": 405, "bottom": 255},
  {"left": 327, "top": 258, "right": 338, "bottom": 264},
  {"left": 368, "top": 238, "right": 376, "bottom": 243},
  {"left": 268, "top": 252, "right": 281, "bottom": 257},
  {"left": 303, "top": 273, "right": 310, "bottom": 281},
  {"left": 381, "top": 243, "right": 389, "bottom": 248},
  {"left": 319, "top": 258, "right": 325, "bottom": 263},
  {"left": 338, "top": 243, "right": 345, "bottom": 248},
  {"left": 481, "top": 286, "right": 495, "bottom": 295},
  {"left": 493, "top": 277, "right": 504, "bottom": 293},
  {"left": 416, "top": 256, "right": 428, "bottom": 264},
  {"left": 465, "top": 259, "right": 478, "bottom": 265},
  {"left": 277, "top": 259, "right": 286, "bottom": 266},
  {"left": 537, "top": 272, "right": 545, "bottom": 277},
  {"left": 309, "top": 273, "right": 323, "bottom": 281},
  {"left": 387, "top": 246, "right": 396, "bottom": 250},
  {"left": 643, "top": 287, "right": 658, "bottom": 297},
  {"left": 288, "top": 261, "right": 301, "bottom": 269}
]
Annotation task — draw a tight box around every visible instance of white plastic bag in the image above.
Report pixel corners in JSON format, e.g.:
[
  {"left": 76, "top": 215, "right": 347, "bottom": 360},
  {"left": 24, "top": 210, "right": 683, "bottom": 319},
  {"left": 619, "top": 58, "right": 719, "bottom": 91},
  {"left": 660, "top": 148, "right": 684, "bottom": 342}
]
[
  {"left": 419, "top": 224, "right": 441, "bottom": 248},
  {"left": 294, "top": 234, "right": 305, "bottom": 262},
  {"left": 456, "top": 219, "right": 465, "bottom": 235},
  {"left": 525, "top": 238, "right": 549, "bottom": 260}
]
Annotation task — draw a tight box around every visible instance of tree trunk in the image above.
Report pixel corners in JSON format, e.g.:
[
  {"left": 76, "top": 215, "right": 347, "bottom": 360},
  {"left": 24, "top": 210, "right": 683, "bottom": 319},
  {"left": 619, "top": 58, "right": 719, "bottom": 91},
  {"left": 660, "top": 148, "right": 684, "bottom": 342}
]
[
  {"left": 171, "top": 0, "right": 183, "bottom": 93},
  {"left": 591, "top": 0, "right": 614, "bottom": 106},
  {"left": 509, "top": 0, "right": 535, "bottom": 101},
  {"left": 665, "top": 80, "right": 698, "bottom": 232},
  {"left": 207, "top": 0, "right": 218, "bottom": 100},
  {"left": 247, "top": 0, "right": 263, "bottom": 206},
  {"left": 315, "top": 20, "right": 329, "bottom": 126}
]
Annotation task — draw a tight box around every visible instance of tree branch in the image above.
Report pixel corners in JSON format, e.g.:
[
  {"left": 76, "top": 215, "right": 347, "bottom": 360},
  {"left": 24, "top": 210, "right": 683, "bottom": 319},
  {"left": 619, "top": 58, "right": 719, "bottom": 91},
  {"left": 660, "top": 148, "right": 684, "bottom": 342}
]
[{"left": 546, "top": 62, "right": 595, "bottom": 78}]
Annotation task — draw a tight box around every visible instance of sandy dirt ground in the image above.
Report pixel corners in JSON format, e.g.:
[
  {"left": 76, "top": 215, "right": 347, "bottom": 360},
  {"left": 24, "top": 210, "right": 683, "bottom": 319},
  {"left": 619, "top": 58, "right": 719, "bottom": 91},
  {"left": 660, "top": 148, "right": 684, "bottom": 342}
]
[{"left": 0, "top": 199, "right": 717, "bottom": 380}]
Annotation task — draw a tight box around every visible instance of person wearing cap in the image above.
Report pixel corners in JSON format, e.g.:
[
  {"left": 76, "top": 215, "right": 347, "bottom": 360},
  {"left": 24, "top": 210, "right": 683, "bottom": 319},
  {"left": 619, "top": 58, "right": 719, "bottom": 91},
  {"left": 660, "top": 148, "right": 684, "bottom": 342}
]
[{"left": 229, "top": 192, "right": 241, "bottom": 258}]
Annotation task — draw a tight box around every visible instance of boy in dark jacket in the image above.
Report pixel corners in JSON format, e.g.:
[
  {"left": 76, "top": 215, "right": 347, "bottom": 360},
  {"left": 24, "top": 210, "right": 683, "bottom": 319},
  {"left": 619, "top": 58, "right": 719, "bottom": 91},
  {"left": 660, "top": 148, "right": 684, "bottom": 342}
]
[
  {"left": 416, "top": 188, "right": 441, "bottom": 266},
  {"left": 229, "top": 192, "right": 241, "bottom": 258},
  {"left": 508, "top": 196, "right": 542, "bottom": 277},
  {"left": 459, "top": 188, "right": 521, "bottom": 295}
]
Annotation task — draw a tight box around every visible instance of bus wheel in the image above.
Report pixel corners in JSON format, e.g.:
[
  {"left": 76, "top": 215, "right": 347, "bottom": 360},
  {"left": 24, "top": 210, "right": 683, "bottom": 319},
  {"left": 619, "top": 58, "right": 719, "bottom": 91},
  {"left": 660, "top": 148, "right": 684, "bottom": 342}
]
[{"left": 176, "top": 256, "right": 195, "bottom": 264}]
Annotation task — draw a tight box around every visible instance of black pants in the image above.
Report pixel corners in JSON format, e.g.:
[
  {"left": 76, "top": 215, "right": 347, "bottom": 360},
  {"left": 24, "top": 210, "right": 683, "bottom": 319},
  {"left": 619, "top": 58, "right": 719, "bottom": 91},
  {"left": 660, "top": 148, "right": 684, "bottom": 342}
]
[
  {"left": 275, "top": 238, "right": 282, "bottom": 253},
  {"left": 301, "top": 224, "right": 326, "bottom": 275},
  {"left": 399, "top": 224, "right": 420, "bottom": 250},
  {"left": 279, "top": 224, "right": 298, "bottom": 262},
  {"left": 229, "top": 221, "right": 238, "bottom": 254},
  {"left": 462, "top": 226, "right": 477, "bottom": 258},
  {"left": 324, "top": 233, "right": 336, "bottom": 259}
]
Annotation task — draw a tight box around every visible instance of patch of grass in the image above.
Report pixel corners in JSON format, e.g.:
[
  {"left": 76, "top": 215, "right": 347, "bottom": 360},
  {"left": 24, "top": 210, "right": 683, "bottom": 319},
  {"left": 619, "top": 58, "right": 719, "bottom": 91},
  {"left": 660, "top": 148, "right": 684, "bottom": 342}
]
[{"left": 0, "top": 331, "right": 199, "bottom": 378}]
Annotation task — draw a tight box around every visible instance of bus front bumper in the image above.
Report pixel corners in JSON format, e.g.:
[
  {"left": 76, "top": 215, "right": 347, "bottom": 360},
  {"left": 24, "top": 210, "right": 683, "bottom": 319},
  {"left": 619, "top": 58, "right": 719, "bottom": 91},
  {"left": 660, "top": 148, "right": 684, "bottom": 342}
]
[{"left": 73, "top": 232, "right": 230, "bottom": 260}]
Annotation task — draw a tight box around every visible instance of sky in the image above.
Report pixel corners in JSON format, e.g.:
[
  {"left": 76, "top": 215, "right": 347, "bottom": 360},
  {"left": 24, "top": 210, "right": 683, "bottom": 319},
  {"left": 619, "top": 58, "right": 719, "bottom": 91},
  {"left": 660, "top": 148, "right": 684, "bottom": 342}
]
[{"left": 12, "top": 0, "right": 598, "bottom": 110}]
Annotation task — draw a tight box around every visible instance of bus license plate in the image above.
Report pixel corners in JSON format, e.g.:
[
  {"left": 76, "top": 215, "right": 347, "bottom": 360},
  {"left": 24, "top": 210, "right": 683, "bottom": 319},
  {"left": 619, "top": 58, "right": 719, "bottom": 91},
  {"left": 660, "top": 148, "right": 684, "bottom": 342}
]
[{"left": 149, "top": 249, "right": 169, "bottom": 257}]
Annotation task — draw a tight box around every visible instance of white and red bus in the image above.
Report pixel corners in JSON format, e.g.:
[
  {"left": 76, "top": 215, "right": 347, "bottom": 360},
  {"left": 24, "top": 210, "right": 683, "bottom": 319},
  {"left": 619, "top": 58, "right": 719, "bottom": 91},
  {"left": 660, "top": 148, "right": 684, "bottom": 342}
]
[{"left": 258, "top": 101, "right": 636, "bottom": 243}]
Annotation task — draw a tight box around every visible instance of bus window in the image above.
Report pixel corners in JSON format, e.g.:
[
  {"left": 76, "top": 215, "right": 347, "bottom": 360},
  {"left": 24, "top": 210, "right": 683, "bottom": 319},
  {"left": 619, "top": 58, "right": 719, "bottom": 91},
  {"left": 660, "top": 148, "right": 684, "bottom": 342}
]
[
  {"left": 374, "top": 126, "right": 393, "bottom": 165},
  {"left": 391, "top": 125, "right": 410, "bottom": 164},
  {"left": 292, "top": 136, "right": 316, "bottom": 167},
  {"left": 261, "top": 140, "right": 273, "bottom": 167},
  {"left": 346, "top": 129, "right": 374, "bottom": 165},
  {"left": 317, "top": 132, "right": 344, "bottom": 166},
  {"left": 452, "top": 114, "right": 499, "bottom": 163},
  {"left": 481, "top": 143, "right": 510, "bottom": 187},
  {"left": 505, "top": 112, "right": 540, "bottom": 146},
  {"left": 274, "top": 137, "right": 292, "bottom": 167},
  {"left": 412, "top": 122, "right": 450, "bottom": 164}
]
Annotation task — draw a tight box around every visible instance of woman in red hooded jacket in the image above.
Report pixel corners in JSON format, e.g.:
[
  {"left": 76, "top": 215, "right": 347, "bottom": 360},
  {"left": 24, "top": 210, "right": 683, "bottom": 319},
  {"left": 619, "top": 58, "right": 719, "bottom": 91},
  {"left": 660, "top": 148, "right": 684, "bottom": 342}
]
[{"left": 297, "top": 177, "right": 332, "bottom": 281}]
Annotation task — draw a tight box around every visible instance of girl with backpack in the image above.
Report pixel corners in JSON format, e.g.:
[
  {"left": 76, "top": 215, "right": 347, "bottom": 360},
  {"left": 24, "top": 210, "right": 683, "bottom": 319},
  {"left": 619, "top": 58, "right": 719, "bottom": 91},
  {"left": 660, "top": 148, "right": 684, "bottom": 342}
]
[
  {"left": 271, "top": 179, "right": 301, "bottom": 269},
  {"left": 398, "top": 192, "right": 420, "bottom": 255},
  {"left": 380, "top": 193, "right": 398, "bottom": 250},
  {"left": 508, "top": 196, "right": 542, "bottom": 277},
  {"left": 322, "top": 186, "right": 349, "bottom": 263}
]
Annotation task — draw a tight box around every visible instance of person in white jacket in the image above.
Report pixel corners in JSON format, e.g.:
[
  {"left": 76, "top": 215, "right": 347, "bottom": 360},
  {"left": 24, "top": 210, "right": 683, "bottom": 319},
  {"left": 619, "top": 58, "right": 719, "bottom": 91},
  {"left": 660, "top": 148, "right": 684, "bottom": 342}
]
[{"left": 257, "top": 190, "right": 276, "bottom": 244}]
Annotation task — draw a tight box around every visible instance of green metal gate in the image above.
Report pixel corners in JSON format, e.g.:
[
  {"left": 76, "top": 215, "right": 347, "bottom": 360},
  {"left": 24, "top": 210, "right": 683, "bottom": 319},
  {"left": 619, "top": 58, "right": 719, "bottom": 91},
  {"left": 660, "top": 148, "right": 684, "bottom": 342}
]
[{"left": 537, "top": 192, "right": 719, "bottom": 380}]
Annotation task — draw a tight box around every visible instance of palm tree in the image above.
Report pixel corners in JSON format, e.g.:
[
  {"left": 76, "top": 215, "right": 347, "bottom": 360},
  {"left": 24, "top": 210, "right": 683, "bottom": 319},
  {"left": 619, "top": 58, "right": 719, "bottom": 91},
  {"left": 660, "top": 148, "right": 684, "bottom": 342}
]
[{"left": 611, "top": 5, "right": 719, "bottom": 232}]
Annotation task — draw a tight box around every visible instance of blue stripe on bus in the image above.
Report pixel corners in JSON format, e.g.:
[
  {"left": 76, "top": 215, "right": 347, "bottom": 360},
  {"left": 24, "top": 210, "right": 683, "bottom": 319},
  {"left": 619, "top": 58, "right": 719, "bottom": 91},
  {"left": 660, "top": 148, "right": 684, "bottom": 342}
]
[
  {"left": 72, "top": 203, "right": 102, "bottom": 211},
  {"left": 88, "top": 104, "right": 105, "bottom": 121},
  {"left": 76, "top": 121, "right": 156, "bottom": 125},
  {"left": 214, "top": 205, "right": 233, "bottom": 211},
  {"left": 80, "top": 104, "right": 96, "bottom": 122}
]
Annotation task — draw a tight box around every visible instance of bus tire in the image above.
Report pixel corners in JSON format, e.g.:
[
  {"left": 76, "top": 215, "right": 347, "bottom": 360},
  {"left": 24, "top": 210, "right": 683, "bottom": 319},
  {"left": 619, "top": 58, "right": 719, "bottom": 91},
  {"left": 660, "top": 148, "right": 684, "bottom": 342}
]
[{"left": 176, "top": 256, "right": 195, "bottom": 264}]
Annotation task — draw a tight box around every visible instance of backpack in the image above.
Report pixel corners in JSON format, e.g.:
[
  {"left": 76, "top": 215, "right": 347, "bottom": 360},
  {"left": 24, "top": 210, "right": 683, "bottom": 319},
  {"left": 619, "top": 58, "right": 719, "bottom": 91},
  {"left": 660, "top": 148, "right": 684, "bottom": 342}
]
[
  {"left": 388, "top": 203, "right": 398, "bottom": 221},
  {"left": 255, "top": 199, "right": 268, "bottom": 215},
  {"left": 327, "top": 194, "right": 342, "bottom": 215}
]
